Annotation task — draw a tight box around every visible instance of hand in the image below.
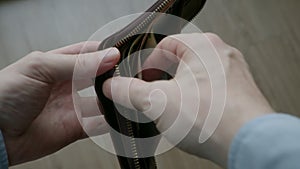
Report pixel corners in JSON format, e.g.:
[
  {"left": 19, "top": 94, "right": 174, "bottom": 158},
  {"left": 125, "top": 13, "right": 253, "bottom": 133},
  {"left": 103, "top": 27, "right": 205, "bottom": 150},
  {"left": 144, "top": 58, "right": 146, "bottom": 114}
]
[
  {"left": 0, "top": 42, "right": 120, "bottom": 165},
  {"left": 102, "top": 33, "right": 273, "bottom": 168}
]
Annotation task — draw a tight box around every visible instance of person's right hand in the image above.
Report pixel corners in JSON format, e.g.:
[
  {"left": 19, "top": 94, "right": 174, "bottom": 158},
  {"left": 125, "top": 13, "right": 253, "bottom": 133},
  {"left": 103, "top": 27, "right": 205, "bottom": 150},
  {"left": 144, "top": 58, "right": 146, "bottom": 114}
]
[{"left": 102, "top": 33, "right": 274, "bottom": 168}]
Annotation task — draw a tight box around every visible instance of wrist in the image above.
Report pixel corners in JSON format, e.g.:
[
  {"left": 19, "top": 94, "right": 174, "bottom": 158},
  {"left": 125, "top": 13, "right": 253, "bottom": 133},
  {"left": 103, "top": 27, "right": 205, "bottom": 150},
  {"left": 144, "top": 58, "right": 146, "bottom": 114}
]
[{"left": 208, "top": 108, "right": 274, "bottom": 168}]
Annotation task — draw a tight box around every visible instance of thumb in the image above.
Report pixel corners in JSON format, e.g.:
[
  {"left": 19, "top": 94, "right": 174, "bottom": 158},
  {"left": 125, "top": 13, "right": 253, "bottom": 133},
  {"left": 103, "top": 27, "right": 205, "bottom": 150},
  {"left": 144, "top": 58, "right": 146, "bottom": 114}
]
[
  {"left": 102, "top": 77, "right": 170, "bottom": 121},
  {"left": 19, "top": 47, "right": 120, "bottom": 82}
]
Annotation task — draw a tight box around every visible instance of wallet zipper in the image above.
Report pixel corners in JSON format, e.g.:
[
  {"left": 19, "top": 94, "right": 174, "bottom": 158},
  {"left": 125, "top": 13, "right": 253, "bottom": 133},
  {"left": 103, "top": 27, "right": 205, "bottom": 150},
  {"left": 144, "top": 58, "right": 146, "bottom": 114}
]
[
  {"left": 115, "top": 0, "right": 175, "bottom": 49},
  {"left": 113, "top": 0, "right": 175, "bottom": 169},
  {"left": 114, "top": 0, "right": 175, "bottom": 75}
]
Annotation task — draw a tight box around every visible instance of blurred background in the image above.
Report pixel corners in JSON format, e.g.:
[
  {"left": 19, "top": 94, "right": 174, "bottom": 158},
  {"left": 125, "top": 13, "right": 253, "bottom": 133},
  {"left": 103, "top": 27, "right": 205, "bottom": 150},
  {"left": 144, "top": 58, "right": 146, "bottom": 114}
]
[{"left": 0, "top": 0, "right": 299, "bottom": 168}]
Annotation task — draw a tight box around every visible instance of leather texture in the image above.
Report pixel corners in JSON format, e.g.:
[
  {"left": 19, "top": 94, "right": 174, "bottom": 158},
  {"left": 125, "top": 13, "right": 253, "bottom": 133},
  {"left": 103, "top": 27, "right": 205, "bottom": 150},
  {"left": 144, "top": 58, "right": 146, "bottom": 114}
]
[{"left": 95, "top": 0, "right": 206, "bottom": 168}]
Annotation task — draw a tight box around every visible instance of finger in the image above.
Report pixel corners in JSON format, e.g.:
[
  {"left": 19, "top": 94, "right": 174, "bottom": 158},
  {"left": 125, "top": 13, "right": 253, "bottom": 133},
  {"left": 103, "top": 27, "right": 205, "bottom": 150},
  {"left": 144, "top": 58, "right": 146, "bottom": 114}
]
[
  {"left": 142, "top": 36, "right": 186, "bottom": 80},
  {"left": 143, "top": 33, "right": 223, "bottom": 73},
  {"left": 102, "top": 76, "right": 170, "bottom": 121},
  {"left": 145, "top": 33, "right": 229, "bottom": 80},
  {"left": 22, "top": 47, "right": 120, "bottom": 83},
  {"left": 72, "top": 47, "right": 120, "bottom": 80},
  {"left": 143, "top": 35, "right": 193, "bottom": 69},
  {"left": 48, "top": 41, "right": 101, "bottom": 54},
  {"left": 81, "top": 116, "right": 109, "bottom": 138}
]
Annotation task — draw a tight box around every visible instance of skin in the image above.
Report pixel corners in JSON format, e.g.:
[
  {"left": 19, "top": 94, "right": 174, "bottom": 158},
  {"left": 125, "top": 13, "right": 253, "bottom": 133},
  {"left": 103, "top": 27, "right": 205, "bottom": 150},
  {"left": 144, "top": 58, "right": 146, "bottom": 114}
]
[
  {"left": 102, "top": 33, "right": 274, "bottom": 168},
  {"left": 0, "top": 33, "right": 274, "bottom": 168},
  {"left": 0, "top": 42, "right": 120, "bottom": 165}
]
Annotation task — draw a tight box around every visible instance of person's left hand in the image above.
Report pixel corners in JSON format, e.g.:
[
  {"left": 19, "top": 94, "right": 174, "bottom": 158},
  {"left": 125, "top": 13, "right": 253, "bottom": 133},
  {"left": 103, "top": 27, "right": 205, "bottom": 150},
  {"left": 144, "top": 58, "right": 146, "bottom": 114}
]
[{"left": 0, "top": 42, "right": 120, "bottom": 165}]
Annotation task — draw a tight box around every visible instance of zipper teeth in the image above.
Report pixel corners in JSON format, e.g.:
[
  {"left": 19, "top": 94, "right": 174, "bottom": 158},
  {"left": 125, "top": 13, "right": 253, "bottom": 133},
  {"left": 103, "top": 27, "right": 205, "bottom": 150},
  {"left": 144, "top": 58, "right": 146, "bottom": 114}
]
[
  {"left": 114, "top": 65, "right": 120, "bottom": 75},
  {"left": 126, "top": 119, "right": 141, "bottom": 169},
  {"left": 114, "top": 1, "right": 174, "bottom": 169},
  {"left": 114, "top": 0, "right": 174, "bottom": 77},
  {"left": 115, "top": 0, "right": 174, "bottom": 48}
]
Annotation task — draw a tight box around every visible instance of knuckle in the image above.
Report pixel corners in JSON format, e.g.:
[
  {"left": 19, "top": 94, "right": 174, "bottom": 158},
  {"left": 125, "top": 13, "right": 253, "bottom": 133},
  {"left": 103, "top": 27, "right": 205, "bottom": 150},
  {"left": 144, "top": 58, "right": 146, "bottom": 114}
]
[
  {"left": 24, "top": 51, "right": 55, "bottom": 82},
  {"left": 131, "top": 80, "right": 152, "bottom": 112},
  {"left": 30, "top": 50, "right": 43, "bottom": 55},
  {"left": 229, "top": 47, "right": 242, "bottom": 56},
  {"left": 228, "top": 47, "right": 245, "bottom": 60},
  {"left": 226, "top": 47, "right": 249, "bottom": 68},
  {"left": 204, "top": 32, "right": 223, "bottom": 44},
  {"left": 28, "top": 51, "right": 44, "bottom": 58},
  {"left": 26, "top": 51, "right": 46, "bottom": 69},
  {"left": 160, "top": 35, "right": 179, "bottom": 47}
]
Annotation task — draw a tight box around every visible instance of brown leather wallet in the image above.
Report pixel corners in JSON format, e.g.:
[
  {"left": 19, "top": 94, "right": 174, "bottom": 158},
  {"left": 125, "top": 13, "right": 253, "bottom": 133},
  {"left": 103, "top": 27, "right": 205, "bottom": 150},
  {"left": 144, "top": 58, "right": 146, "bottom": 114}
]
[{"left": 94, "top": 0, "right": 206, "bottom": 169}]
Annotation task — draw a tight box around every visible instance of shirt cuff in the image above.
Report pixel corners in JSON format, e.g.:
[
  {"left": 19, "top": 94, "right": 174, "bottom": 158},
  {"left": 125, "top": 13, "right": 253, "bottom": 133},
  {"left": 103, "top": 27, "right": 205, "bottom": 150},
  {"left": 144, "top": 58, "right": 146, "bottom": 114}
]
[
  {"left": 228, "top": 113, "right": 300, "bottom": 169},
  {"left": 0, "top": 130, "right": 8, "bottom": 169}
]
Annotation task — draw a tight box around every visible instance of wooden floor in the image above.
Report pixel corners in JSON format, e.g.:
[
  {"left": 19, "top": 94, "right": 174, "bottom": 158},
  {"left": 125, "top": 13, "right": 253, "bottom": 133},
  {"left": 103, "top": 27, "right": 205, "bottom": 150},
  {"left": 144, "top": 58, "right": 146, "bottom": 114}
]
[{"left": 0, "top": 0, "right": 299, "bottom": 168}]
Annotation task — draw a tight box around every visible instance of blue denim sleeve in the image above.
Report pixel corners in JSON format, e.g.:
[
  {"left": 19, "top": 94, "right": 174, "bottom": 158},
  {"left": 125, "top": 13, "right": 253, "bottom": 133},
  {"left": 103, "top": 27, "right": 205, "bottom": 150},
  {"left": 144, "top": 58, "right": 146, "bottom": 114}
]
[
  {"left": 0, "top": 131, "right": 8, "bottom": 169},
  {"left": 228, "top": 114, "right": 300, "bottom": 169}
]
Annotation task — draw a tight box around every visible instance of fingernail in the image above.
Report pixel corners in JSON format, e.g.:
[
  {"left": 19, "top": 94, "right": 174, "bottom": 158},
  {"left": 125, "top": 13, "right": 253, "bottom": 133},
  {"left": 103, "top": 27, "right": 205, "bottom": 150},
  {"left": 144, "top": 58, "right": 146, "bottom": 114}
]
[{"left": 103, "top": 47, "right": 119, "bottom": 63}]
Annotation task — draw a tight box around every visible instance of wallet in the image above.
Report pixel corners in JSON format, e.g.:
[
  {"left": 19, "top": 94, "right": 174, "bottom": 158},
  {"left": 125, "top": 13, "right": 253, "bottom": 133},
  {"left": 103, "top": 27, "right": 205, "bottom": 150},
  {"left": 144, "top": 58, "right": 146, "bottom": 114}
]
[{"left": 94, "top": 0, "right": 206, "bottom": 168}]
